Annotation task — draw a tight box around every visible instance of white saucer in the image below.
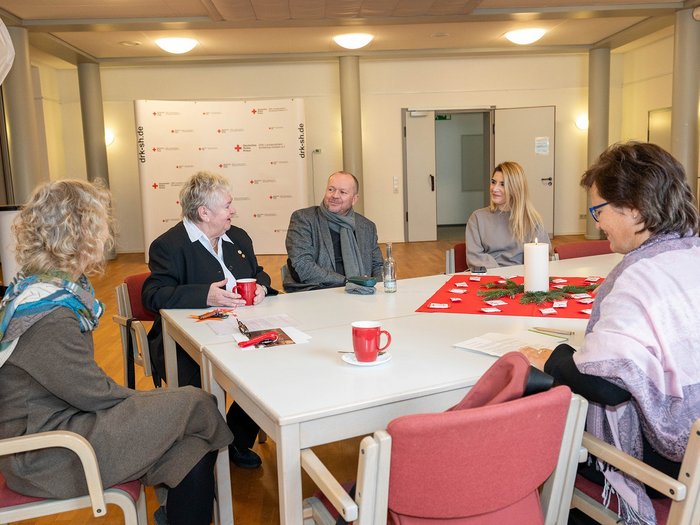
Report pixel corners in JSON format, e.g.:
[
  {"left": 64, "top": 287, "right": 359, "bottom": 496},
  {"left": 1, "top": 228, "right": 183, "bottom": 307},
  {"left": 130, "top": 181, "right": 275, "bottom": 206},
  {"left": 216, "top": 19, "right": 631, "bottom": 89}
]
[{"left": 341, "top": 352, "right": 392, "bottom": 367}]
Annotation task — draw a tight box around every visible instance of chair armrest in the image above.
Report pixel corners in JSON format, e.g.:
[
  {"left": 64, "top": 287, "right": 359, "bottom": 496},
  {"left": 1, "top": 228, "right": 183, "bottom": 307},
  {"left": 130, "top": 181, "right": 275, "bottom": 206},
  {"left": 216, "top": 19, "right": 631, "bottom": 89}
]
[
  {"left": 0, "top": 430, "right": 107, "bottom": 517},
  {"left": 301, "top": 448, "right": 358, "bottom": 522},
  {"left": 582, "top": 432, "right": 686, "bottom": 501},
  {"left": 112, "top": 313, "right": 128, "bottom": 328}
]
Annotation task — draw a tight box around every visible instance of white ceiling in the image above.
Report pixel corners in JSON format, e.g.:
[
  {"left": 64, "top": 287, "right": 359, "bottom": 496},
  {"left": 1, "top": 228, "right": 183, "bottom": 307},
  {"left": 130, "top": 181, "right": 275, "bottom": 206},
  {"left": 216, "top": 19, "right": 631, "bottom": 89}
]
[{"left": 0, "top": 0, "right": 697, "bottom": 68}]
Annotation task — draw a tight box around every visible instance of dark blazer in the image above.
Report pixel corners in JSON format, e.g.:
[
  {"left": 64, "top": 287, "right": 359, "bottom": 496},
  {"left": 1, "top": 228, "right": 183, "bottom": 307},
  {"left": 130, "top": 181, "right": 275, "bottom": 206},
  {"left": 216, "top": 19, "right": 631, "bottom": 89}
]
[{"left": 143, "top": 222, "right": 276, "bottom": 385}]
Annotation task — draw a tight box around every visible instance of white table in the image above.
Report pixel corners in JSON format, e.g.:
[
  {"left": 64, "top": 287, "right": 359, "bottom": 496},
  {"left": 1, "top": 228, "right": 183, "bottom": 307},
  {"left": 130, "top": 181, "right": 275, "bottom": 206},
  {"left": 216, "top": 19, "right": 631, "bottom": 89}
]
[{"left": 178, "top": 253, "right": 622, "bottom": 525}]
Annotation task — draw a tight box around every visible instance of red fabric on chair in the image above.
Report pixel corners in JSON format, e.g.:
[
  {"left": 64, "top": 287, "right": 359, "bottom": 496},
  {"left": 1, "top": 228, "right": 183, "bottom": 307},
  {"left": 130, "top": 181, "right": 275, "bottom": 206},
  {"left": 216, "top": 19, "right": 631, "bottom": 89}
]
[
  {"left": 575, "top": 474, "right": 671, "bottom": 524},
  {"left": 386, "top": 385, "right": 572, "bottom": 524},
  {"left": 0, "top": 473, "right": 143, "bottom": 508},
  {"left": 554, "top": 240, "right": 611, "bottom": 260},
  {"left": 124, "top": 272, "right": 156, "bottom": 322},
  {"left": 450, "top": 351, "right": 530, "bottom": 410},
  {"left": 454, "top": 243, "right": 467, "bottom": 273}
]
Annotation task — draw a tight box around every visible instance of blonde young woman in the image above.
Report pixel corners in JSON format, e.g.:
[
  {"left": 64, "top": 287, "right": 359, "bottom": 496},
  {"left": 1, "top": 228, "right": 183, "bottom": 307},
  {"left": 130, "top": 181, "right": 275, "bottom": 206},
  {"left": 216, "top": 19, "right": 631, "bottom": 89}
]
[{"left": 465, "top": 161, "right": 549, "bottom": 269}]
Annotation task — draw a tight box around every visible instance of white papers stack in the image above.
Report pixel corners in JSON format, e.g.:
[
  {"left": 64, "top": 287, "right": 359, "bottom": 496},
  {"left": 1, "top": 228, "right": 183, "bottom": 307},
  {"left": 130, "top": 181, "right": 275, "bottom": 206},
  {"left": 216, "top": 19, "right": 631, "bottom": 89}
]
[
  {"left": 208, "top": 314, "right": 312, "bottom": 344},
  {"left": 454, "top": 330, "right": 568, "bottom": 357}
]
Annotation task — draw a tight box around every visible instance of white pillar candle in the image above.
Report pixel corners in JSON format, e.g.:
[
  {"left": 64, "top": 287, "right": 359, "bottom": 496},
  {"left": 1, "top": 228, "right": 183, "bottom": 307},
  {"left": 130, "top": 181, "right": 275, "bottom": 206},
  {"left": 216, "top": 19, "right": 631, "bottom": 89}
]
[{"left": 524, "top": 241, "right": 550, "bottom": 292}]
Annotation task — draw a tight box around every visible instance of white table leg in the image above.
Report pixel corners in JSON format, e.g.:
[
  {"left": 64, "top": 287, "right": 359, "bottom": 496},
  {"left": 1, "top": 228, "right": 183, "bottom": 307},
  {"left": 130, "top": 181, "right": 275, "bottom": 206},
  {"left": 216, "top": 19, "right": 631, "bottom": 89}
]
[
  {"left": 277, "top": 424, "right": 303, "bottom": 525},
  {"left": 203, "top": 355, "right": 234, "bottom": 525},
  {"left": 161, "top": 316, "right": 179, "bottom": 387}
]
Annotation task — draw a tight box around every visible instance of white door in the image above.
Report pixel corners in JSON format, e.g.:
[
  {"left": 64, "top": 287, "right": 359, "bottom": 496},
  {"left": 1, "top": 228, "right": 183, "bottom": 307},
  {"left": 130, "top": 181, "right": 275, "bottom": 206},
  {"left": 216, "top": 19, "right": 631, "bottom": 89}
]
[
  {"left": 494, "top": 106, "right": 555, "bottom": 235},
  {"left": 403, "top": 110, "right": 437, "bottom": 241}
]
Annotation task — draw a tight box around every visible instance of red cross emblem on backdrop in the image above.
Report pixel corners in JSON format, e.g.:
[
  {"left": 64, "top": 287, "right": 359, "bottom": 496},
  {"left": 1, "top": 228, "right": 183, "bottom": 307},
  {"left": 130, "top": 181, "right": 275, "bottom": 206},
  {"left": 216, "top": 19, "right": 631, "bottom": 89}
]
[
  {"left": 234, "top": 145, "right": 242, "bottom": 152},
  {"left": 152, "top": 183, "right": 158, "bottom": 189},
  {"left": 251, "top": 108, "right": 257, "bottom": 114}
]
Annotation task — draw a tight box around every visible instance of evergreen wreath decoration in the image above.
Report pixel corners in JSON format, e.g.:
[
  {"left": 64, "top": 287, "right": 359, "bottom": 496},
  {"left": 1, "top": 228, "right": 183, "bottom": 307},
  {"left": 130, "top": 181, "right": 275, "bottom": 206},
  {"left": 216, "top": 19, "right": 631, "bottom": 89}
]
[{"left": 478, "top": 280, "right": 600, "bottom": 305}]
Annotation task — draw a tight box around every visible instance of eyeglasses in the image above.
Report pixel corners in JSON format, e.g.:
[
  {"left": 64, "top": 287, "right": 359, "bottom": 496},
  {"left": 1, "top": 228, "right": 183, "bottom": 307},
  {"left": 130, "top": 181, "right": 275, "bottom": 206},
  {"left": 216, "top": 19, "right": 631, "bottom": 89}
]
[{"left": 588, "top": 202, "right": 610, "bottom": 222}]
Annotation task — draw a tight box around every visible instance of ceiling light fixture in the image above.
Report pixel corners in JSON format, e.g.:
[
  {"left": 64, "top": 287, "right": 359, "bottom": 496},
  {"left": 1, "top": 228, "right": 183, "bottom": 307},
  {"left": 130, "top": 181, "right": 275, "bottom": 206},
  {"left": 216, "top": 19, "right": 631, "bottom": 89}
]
[
  {"left": 119, "top": 41, "right": 142, "bottom": 47},
  {"left": 333, "top": 33, "right": 374, "bottom": 50},
  {"left": 155, "top": 37, "right": 198, "bottom": 54},
  {"left": 504, "top": 28, "right": 546, "bottom": 45}
]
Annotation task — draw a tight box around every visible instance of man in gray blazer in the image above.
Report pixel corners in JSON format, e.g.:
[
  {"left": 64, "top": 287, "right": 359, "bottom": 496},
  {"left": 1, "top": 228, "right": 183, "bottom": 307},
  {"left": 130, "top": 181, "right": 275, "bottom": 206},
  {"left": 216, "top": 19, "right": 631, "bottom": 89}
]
[{"left": 284, "top": 171, "right": 384, "bottom": 292}]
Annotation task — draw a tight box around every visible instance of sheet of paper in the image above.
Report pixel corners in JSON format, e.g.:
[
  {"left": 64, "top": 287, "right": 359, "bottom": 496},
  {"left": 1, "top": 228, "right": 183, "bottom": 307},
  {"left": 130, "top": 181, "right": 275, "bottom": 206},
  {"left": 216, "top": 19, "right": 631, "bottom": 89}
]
[{"left": 454, "top": 330, "right": 568, "bottom": 357}]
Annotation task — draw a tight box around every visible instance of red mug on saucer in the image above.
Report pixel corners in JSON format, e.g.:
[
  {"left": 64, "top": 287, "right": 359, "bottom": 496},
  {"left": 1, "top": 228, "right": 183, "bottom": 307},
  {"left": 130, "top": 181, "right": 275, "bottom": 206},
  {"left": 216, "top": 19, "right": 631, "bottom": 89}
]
[
  {"left": 235, "top": 278, "right": 257, "bottom": 306},
  {"left": 351, "top": 321, "right": 392, "bottom": 362}
]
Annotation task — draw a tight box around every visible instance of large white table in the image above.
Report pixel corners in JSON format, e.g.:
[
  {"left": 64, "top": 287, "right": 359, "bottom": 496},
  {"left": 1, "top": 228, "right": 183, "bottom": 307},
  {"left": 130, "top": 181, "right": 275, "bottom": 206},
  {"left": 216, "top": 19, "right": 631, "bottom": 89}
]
[{"left": 160, "top": 253, "right": 622, "bottom": 525}]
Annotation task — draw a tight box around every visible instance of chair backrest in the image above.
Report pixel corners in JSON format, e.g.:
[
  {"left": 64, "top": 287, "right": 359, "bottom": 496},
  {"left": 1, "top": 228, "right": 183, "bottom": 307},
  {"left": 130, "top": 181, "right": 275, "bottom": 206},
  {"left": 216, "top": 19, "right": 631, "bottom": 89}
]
[
  {"left": 445, "top": 242, "right": 468, "bottom": 274},
  {"left": 123, "top": 272, "right": 156, "bottom": 322},
  {"left": 554, "top": 240, "right": 611, "bottom": 260},
  {"left": 454, "top": 242, "right": 467, "bottom": 273},
  {"left": 113, "top": 272, "right": 154, "bottom": 386},
  {"left": 386, "top": 385, "right": 572, "bottom": 524}
]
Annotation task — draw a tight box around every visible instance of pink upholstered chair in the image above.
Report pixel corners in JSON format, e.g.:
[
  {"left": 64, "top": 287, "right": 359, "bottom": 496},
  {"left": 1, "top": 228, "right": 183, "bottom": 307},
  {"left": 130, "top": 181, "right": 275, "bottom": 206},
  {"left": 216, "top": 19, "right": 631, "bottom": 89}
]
[
  {"left": 113, "top": 272, "right": 156, "bottom": 388},
  {"left": 571, "top": 419, "right": 700, "bottom": 525},
  {"left": 554, "top": 240, "right": 612, "bottom": 260},
  {"left": 302, "top": 353, "right": 588, "bottom": 525},
  {"left": 0, "top": 430, "right": 147, "bottom": 524}
]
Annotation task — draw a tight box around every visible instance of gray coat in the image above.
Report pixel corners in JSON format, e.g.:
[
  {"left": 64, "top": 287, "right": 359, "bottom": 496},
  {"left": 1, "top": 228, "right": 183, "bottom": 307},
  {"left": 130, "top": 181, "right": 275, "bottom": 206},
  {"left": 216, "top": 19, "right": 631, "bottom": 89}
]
[
  {"left": 285, "top": 206, "right": 384, "bottom": 292},
  {"left": 0, "top": 308, "right": 232, "bottom": 499}
]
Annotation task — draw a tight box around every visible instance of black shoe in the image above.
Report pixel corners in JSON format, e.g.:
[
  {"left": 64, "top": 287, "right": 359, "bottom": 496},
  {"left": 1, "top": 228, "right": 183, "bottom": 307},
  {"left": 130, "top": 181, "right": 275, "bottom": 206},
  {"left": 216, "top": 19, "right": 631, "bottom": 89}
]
[{"left": 230, "top": 446, "right": 262, "bottom": 469}]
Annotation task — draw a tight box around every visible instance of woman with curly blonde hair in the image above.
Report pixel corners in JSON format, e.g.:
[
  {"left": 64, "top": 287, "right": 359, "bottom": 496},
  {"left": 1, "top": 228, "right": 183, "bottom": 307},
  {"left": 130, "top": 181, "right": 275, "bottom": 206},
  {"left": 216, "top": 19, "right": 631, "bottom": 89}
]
[
  {"left": 0, "top": 180, "right": 232, "bottom": 525},
  {"left": 465, "top": 161, "right": 550, "bottom": 269}
]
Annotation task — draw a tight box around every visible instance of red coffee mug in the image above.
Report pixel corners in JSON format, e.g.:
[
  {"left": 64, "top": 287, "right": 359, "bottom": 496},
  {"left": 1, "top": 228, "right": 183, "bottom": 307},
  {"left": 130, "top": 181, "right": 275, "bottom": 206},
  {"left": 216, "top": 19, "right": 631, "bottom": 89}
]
[
  {"left": 351, "top": 321, "right": 392, "bottom": 362},
  {"left": 235, "top": 278, "right": 257, "bottom": 306}
]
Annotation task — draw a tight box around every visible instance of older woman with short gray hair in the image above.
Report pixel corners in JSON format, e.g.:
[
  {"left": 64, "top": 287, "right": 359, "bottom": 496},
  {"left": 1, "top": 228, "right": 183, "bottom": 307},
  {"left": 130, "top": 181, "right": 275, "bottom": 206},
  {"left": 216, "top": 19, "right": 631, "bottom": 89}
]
[{"left": 143, "top": 171, "right": 276, "bottom": 469}]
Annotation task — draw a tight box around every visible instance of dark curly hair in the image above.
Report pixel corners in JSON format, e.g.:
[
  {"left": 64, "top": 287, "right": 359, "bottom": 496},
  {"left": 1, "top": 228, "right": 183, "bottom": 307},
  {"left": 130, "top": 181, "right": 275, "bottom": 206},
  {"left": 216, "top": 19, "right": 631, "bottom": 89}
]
[{"left": 581, "top": 142, "right": 699, "bottom": 236}]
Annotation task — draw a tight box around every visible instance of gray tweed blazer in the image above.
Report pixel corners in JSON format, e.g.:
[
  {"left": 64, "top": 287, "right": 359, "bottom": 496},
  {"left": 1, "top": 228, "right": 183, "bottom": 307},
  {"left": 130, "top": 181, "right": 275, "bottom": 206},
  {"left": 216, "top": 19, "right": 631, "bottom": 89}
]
[{"left": 284, "top": 206, "right": 384, "bottom": 292}]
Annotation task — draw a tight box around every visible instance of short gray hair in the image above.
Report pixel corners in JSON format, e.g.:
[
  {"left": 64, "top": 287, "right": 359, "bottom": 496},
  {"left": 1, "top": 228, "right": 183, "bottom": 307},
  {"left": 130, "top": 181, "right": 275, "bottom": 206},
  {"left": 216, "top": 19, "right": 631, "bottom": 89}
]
[{"left": 180, "top": 171, "right": 232, "bottom": 222}]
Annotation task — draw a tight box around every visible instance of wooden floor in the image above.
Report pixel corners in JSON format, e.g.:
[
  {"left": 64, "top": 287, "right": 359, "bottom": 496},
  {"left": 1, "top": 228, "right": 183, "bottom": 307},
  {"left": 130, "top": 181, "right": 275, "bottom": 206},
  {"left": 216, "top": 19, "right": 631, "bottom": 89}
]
[{"left": 12, "top": 234, "right": 583, "bottom": 525}]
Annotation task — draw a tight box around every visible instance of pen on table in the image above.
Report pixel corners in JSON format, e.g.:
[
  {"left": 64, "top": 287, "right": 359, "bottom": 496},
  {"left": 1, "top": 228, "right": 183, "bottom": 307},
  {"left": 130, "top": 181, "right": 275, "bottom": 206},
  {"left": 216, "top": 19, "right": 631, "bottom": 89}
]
[{"left": 531, "top": 327, "right": 575, "bottom": 336}]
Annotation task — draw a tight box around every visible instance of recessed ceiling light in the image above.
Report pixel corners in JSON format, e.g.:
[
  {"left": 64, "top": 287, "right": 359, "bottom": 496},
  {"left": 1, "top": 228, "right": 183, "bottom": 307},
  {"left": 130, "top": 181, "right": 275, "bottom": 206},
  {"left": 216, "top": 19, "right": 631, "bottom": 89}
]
[
  {"left": 155, "top": 37, "right": 198, "bottom": 54},
  {"left": 431, "top": 32, "right": 450, "bottom": 38},
  {"left": 333, "top": 33, "right": 374, "bottom": 50},
  {"left": 504, "top": 28, "right": 546, "bottom": 45},
  {"left": 119, "top": 41, "right": 142, "bottom": 47}
]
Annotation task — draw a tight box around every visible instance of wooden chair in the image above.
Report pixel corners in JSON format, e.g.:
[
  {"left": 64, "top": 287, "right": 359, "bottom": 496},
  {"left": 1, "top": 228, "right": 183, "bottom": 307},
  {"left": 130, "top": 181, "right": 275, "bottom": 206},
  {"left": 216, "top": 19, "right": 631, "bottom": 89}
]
[
  {"left": 554, "top": 240, "right": 612, "bottom": 260},
  {"left": 302, "top": 353, "right": 588, "bottom": 525},
  {"left": 113, "top": 272, "right": 156, "bottom": 388},
  {"left": 571, "top": 420, "right": 700, "bottom": 525},
  {"left": 445, "top": 242, "right": 468, "bottom": 274},
  {"left": 0, "top": 430, "right": 147, "bottom": 524}
]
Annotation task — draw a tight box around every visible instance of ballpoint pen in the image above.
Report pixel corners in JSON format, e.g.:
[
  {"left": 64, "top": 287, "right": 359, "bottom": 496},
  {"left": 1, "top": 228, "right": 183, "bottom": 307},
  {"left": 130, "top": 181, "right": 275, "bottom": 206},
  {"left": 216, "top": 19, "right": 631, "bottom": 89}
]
[{"left": 532, "top": 327, "right": 574, "bottom": 336}]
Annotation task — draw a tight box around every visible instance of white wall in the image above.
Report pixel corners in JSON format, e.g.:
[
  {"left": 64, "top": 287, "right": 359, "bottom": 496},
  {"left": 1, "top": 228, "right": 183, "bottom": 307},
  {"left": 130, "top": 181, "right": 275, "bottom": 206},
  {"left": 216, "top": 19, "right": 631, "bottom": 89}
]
[{"left": 32, "top": 29, "right": 677, "bottom": 253}]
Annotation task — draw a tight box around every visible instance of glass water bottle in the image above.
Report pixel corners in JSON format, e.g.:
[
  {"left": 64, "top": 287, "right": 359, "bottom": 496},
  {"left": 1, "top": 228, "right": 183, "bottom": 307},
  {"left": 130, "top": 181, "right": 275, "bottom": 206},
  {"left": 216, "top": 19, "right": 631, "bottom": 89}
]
[{"left": 383, "top": 242, "right": 397, "bottom": 293}]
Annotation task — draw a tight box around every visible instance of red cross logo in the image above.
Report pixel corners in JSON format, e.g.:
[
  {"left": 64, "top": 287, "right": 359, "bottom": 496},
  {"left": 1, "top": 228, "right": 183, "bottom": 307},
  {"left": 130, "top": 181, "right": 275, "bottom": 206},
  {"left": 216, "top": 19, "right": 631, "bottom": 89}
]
[
  {"left": 152, "top": 112, "right": 157, "bottom": 116},
  {"left": 250, "top": 180, "right": 254, "bottom": 184},
  {"left": 152, "top": 183, "right": 158, "bottom": 189},
  {"left": 217, "top": 129, "right": 221, "bottom": 133},
  {"left": 234, "top": 145, "right": 242, "bottom": 152},
  {"left": 251, "top": 109, "right": 257, "bottom": 114},
  {"left": 152, "top": 147, "right": 157, "bottom": 152}
]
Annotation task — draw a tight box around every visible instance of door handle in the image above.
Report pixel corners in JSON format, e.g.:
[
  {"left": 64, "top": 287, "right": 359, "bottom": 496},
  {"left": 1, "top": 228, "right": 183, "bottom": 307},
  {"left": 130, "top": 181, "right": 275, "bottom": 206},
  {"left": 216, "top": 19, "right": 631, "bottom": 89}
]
[
  {"left": 429, "top": 174, "right": 435, "bottom": 191},
  {"left": 541, "top": 177, "right": 553, "bottom": 186}
]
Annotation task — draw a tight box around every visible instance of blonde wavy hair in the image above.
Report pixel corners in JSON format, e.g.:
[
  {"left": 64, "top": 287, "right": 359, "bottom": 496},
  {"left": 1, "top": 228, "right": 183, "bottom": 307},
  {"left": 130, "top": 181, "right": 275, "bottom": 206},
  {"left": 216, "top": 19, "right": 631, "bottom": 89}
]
[
  {"left": 489, "top": 161, "right": 544, "bottom": 243},
  {"left": 13, "top": 179, "right": 114, "bottom": 277}
]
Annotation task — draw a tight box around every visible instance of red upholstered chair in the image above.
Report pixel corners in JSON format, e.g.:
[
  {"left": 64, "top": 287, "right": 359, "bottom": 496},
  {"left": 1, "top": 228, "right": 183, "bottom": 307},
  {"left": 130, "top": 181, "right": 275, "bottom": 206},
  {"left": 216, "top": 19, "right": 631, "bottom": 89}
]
[
  {"left": 302, "top": 353, "right": 588, "bottom": 525},
  {"left": 571, "top": 419, "right": 700, "bottom": 525},
  {"left": 113, "top": 272, "right": 156, "bottom": 388},
  {"left": 445, "top": 242, "right": 468, "bottom": 274},
  {"left": 0, "top": 431, "right": 146, "bottom": 524},
  {"left": 554, "top": 240, "right": 612, "bottom": 260}
]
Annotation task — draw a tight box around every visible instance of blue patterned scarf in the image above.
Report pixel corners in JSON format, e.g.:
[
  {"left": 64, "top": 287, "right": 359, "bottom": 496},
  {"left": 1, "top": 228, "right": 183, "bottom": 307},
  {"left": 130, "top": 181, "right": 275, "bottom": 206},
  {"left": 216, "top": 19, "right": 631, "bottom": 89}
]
[{"left": 0, "top": 272, "right": 103, "bottom": 367}]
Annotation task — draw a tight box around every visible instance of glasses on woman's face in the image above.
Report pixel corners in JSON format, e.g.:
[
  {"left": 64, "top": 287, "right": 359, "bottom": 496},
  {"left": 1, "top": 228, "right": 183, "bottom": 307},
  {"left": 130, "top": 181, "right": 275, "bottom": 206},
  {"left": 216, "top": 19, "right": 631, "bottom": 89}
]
[{"left": 588, "top": 202, "right": 610, "bottom": 222}]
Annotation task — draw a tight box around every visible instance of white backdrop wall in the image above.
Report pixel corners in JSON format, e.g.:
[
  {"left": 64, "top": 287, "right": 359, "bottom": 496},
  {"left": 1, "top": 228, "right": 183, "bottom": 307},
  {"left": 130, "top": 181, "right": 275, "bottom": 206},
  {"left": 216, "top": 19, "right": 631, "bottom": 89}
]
[{"left": 34, "top": 30, "right": 676, "bottom": 253}]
